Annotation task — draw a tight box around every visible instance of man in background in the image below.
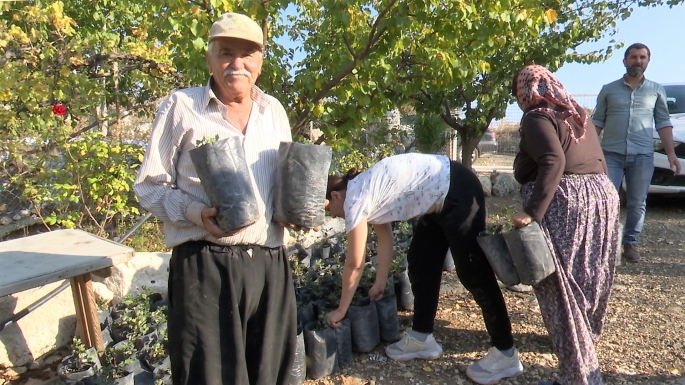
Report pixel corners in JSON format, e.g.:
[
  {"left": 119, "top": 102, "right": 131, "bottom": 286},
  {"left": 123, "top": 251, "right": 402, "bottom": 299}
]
[{"left": 592, "top": 42, "right": 681, "bottom": 262}]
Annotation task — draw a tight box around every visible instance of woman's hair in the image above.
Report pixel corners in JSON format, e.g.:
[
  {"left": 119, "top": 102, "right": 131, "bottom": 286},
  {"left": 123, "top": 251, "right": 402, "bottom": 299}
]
[{"left": 326, "top": 168, "right": 361, "bottom": 199}]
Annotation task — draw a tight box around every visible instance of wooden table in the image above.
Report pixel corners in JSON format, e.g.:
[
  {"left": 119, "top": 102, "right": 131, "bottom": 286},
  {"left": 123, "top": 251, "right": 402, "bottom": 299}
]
[{"left": 0, "top": 229, "right": 134, "bottom": 351}]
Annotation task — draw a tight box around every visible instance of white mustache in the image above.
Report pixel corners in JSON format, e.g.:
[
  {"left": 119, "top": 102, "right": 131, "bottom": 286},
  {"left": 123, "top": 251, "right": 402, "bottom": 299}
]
[{"left": 223, "top": 69, "right": 251, "bottom": 78}]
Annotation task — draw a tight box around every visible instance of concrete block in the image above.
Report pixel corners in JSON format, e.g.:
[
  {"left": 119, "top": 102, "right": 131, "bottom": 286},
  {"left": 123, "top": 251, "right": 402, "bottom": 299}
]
[
  {"left": 0, "top": 281, "right": 77, "bottom": 368},
  {"left": 98, "top": 252, "right": 171, "bottom": 302}
]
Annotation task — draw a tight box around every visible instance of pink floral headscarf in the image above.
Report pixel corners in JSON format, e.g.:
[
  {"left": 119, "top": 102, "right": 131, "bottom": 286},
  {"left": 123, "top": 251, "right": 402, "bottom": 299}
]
[{"left": 514, "top": 65, "right": 588, "bottom": 143}]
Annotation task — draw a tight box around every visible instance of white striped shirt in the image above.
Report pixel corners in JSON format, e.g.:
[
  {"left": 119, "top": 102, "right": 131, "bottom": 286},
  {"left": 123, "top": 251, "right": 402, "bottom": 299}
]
[{"left": 133, "top": 80, "right": 292, "bottom": 248}]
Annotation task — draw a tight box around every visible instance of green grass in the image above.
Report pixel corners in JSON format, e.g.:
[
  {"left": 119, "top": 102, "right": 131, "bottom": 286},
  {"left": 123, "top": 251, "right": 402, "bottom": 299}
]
[{"left": 121, "top": 217, "right": 169, "bottom": 252}]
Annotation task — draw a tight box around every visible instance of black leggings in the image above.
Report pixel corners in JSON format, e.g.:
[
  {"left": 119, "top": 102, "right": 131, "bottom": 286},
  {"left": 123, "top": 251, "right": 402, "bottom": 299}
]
[
  {"left": 407, "top": 161, "right": 514, "bottom": 351},
  {"left": 167, "top": 242, "right": 297, "bottom": 385}
]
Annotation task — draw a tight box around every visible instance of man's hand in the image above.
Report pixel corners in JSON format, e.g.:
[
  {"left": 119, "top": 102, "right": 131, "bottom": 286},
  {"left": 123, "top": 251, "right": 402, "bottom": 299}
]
[
  {"left": 511, "top": 211, "right": 534, "bottom": 229},
  {"left": 668, "top": 153, "right": 682, "bottom": 175},
  {"left": 327, "top": 308, "right": 346, "bottom": 328},
  {"left": 201, "top": 207, "right": 243, "bottom": 238}
]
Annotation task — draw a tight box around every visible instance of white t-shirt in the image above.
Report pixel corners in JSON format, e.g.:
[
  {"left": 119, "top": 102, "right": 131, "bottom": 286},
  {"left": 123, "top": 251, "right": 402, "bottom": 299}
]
[{"left": 343, "top": 153, "right": 451, "bottom": 233}]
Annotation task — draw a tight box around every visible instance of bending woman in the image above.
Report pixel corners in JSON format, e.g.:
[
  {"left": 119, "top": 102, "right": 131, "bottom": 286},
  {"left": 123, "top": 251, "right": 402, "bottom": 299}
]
[
  {"left": 511, "top": 65, "right": 620, "bottom": 385},
  {"left": 325, "top": 152, "right": 523, "bottom": 385}
]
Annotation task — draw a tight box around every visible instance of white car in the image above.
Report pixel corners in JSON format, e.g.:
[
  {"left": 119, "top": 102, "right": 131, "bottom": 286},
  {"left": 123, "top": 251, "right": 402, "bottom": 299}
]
[{"left": 651, "top": 83, "right": 685, "bottom": 194}]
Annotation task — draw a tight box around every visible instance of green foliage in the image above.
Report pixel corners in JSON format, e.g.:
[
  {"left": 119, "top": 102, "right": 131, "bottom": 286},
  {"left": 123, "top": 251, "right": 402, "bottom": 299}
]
[
  {"left": 412, "top": 113, "right": 451, "bottom": 154},
  {"left": 484, "top": 206, "right": 516, "bottom": 235},
  {"left": 388, "top": 253, "right": 407, "bottom": 276},
  {"left": 195, "top": 134, "right": 220, "bottom": 147},
  {"left": 62, "top": 288, "right": 169, "bottom": 382},
  {"left": 331, "top": 141, "right": 396, "bottom": 176},
  {"left": 100, "top": 339, "right": 137, "bottom": 380},
  {"left": 15, "top": 127, "right": 143, "bottom": 235},
  {"left": 65, "top": 337, "right": 99, "bottom": 372},
  {"left": 119, "top": 217, "right": 169, "bottom": 252},
  {"left": 148, "top": 328, "right": 168, "bottom": 364},
  {"left": 112, "top": 287, "right": 166, "bottom": 340},
  {"left": 394, "top": 221, "right": 413, "bottom": 242},
  {"left": 316, "top": 310, "right": 331, "bottom": 331}
]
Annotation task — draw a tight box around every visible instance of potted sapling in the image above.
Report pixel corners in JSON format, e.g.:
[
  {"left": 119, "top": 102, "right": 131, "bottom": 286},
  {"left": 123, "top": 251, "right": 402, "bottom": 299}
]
[
  {"left": 477, "top": 206, "right": 520, "bottom": 286},
  {"left": 303, "top": 311, "right": 338, "bottom": 380},
  {"left": 273, "top": 141, "right": 332, "bottom": 229},
  {"left": 347, "top": 266, "right": 380, "bottom": 353},
  {"left": 57, "top": 337, "right": 101, "bottom": 384},
  {"left": 189, "top": 135, "right": 259, "bottom": 233}
]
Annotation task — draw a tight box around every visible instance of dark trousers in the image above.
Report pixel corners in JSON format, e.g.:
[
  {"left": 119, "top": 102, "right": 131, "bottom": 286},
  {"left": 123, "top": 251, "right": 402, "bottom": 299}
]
[
  {"left": 168, "top": 241, "right": 297, "bottom": 385},
  {"left": 407, "top": 161, "right": 514, "bottom": 351}
]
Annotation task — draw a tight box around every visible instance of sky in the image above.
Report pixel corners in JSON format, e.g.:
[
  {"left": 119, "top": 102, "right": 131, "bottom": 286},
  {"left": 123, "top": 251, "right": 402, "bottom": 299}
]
[{"left": 554, "top": 3, "right": 685, "bottom": 96}]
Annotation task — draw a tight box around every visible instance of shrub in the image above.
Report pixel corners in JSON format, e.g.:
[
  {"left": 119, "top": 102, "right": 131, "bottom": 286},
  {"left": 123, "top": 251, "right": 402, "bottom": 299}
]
[{"left": 17, "top": 128, "right": 144, "bottom": 235}]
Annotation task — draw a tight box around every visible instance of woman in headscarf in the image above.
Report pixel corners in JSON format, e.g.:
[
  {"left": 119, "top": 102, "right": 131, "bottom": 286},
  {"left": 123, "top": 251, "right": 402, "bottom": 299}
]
[
  {"left": 511, "top": 65, "right": 620, "bottom": 385},
  {"left": 324, "top": 152, "right": 523, "bottom": 384}
]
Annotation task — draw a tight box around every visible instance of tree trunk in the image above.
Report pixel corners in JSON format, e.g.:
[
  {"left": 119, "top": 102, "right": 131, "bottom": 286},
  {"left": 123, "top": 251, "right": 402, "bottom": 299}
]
[{"left": 460, "top": 135, "right": 479, "bottom": 169}]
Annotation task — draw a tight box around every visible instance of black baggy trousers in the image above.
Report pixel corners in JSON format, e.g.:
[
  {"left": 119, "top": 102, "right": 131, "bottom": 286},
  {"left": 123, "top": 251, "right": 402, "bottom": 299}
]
[
  {"left": 407, "top": 161, "right": 514, "bottom": 351},
  {"left": 167, "top": 241, "right": 297, "bottom": 385}
]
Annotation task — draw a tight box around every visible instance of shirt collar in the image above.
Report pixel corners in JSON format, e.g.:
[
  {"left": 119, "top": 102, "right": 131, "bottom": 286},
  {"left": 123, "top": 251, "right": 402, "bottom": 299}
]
[
  {"left": 622, "top": 74, "right": 646, "bottom": 88},
  {"left": 202, "top": 77, "right": 270, "bottom": 114}
]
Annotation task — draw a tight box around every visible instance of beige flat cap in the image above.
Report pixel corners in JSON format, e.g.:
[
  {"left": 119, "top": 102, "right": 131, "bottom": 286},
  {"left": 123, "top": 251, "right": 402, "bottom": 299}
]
[{"left": 208, "top": 12, "right": 264, "bottom": 48}]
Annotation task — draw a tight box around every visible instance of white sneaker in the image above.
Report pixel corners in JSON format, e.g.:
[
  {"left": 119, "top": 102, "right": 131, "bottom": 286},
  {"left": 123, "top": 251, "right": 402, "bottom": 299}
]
[
  {"left": 384, "top": 332, "right": 443, "bottom": 361},
  {"left": 466, "top": 347, "right": 523, "bottom": 384},
  {"left": 506, "top": 283, "right": 533, "bottom": 293}
]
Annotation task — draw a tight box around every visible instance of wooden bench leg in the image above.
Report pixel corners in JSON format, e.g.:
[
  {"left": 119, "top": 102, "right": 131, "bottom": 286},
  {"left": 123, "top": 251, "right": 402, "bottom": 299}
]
[{"left": 70, "top": 274, "right": 104, "bottom": 351}]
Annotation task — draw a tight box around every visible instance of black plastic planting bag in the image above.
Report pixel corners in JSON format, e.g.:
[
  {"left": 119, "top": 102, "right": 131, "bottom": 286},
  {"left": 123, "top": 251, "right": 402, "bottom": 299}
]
[
  {"left": 375, "top": 293, "right": 400, "bottom": 342},
  {"left": 502, "top": 222, "right": 556, "bottom": 285},
  {"left": 393, "top": 270, "right": 414, "bottom": 311},
  {"left": 348, "top": 298, "right": 380, "bottom": 352},
  {"left": 189, "top": 137, "right": 259, "bottom": 233},
  {"left": 288, "top": 326, "right": 306, "bottom": 385},
  {"left": 335, "top": 318, "right": 353, "bottom": 367},
  {"left": 297, "top": 302, "right": 316, "bottom": 330},
  {"left": 304, "top": 321, "right": 338, "bottom": 380},
  {"left": 273, "top": 142, "right": 332, "bottom": 228},
  {"left": 477, "top": 232, "right": 521, "bottom": 287}
]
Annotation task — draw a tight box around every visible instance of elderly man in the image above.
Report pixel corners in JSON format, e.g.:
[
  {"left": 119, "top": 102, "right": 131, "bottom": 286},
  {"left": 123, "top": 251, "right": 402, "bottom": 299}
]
[{"left": 134, "top": 13, "right": 296, "bottom": 385}]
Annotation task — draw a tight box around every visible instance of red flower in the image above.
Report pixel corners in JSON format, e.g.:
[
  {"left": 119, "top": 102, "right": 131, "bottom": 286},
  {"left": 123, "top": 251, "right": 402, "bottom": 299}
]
[{"left": 52, "top": 104, "right": 66, "bottom": 116}]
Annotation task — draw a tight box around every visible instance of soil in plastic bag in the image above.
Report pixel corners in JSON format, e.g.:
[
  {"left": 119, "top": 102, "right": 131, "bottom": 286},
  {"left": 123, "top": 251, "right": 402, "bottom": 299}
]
[
  {"left": 297, "top": 302, "right": 316, "bottom": 330},
  {"left": 304, "top": 321, "right": 338, "bottom": 380},
  {"left": 393, "top": 270, "right": 414, "bottom": 311},
  {"left": 189, "top": 137, "right": 259, "bottom": 233},
  {"left": 289, "top": 326, "right": 306, "bottom": 385},
  {"left": 58, "top": 347, "right": 101, "bottom": 384},
  {"left": 477, "top": 232, "right": 520, "bottom": 287},
  {"left": 273, "top": 142, "right": 332, "bottom": 229},
  {"left": 375, "top": 293, "right": 400, "bottom": 342},
  {"left": 348, "top": 298, "right": 380, "bottom": 352},
  {"left": 502, "top": 222, "right": 556, "bottom": 285},
  {"left": 335, "top": 318, "right": 353, "bottom": 367}
]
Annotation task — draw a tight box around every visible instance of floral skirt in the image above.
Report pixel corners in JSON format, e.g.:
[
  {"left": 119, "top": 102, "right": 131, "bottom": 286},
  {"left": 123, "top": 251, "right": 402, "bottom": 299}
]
[{"left": 522, "top": 174, "right": 620, "bottom": 385}]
